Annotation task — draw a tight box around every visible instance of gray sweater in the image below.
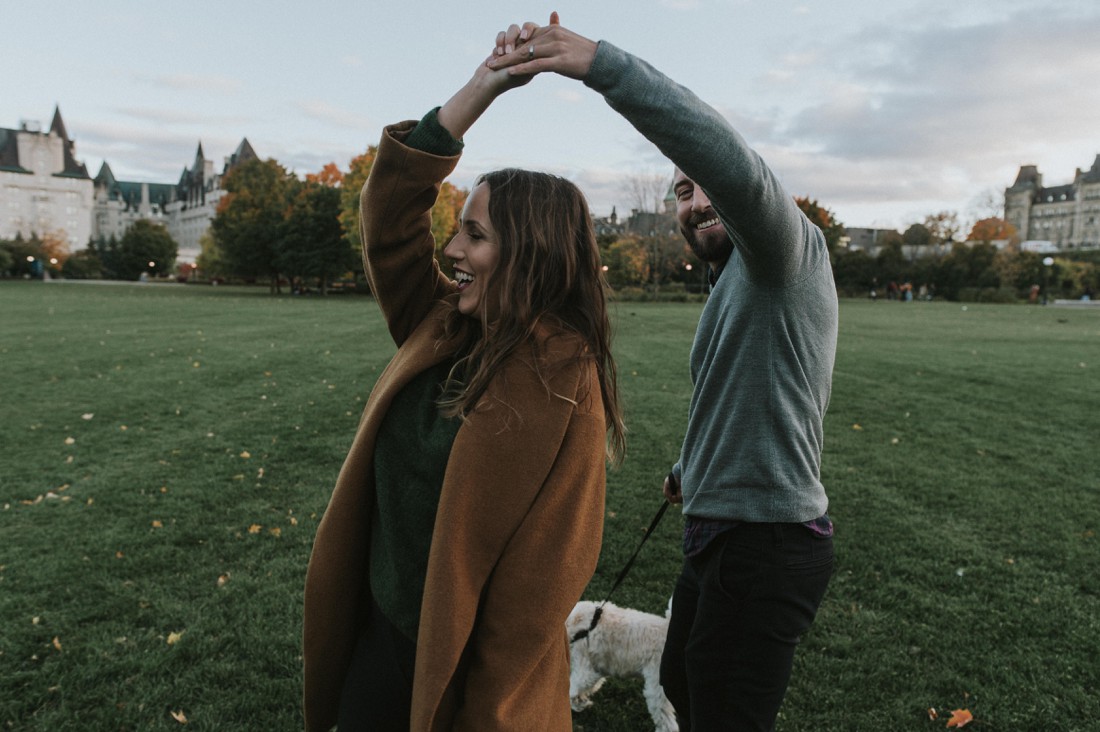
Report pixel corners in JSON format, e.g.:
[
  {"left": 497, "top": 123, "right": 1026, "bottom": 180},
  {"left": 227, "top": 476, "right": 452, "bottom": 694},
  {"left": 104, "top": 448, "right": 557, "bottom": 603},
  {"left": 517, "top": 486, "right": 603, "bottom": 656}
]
[{"left": 585, "top": 42, "right": 838, "bottom": 522}]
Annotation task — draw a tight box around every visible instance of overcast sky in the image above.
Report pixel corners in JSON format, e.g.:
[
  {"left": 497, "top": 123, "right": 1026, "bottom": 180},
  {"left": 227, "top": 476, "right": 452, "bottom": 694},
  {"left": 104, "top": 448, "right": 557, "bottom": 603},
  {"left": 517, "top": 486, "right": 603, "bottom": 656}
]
[{"left": 6, "top": 0, "right": 1099, "bottom": 231}]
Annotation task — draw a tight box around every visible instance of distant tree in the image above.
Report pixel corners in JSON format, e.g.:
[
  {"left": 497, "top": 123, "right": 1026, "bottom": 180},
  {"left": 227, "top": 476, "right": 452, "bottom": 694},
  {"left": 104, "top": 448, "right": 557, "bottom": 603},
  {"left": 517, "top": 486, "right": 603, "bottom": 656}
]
[
  {"left": 26, "top": 229, "right": 72, "bottom": 275},
  {"left": 968, "top": 217, "right": 1018, "bottom": 245},
  {"left": 431, "top": 181, "right": 468, "bottom": 264},
  {"left": 966, "top": 187, "right": 1006, "bottom": 233},
  {"left": 0, "top": 244, "right": 12, "bottom": 275},
  {"left": 602, "top": 234, "right": 649, "bottom": 288},
  {"left": 992, "top": 250, "right": 1040, "bottom": 296},
  {"left": 338, "top": 148, "right": 377, "bottom": 268},
  {"left": 212, "top": 158, "right": 295, "bottom": 293},
  {"left": 307, "top": 162, "right": 344, "bottom": 188},
  {"left": 279, "top": 179, "right": 353, "bottom": 294},
  {"left": 643, "top": 233, "right": 691, "bottom": 293},
  {"left": 832, "top": 249, "right": 877, "bottom": 295},
  {"left": 902, "top": 223, "right": 933, "bottom": 248},
  {"left": 196, "top": 231, "right": 229, "bottom": 280},
  {"left": 94, "top": 235, "right": 122, "bottom": 279},
  {"left": 936, "top": 242, "right": 999, "bottom": 300},
  {"left": 338, "top": 146, "right": 466, "bottom": 280},
  {"left": 875, "top": 236, "right": 910, "bottom": 284},
  {"left": 61, "top": 249, "right": 103, "bottom": 279},
  {"left": 2, "top": 233, "right": 47, "bottom": 277},
  {"left": 922, "top": 210, "right": 961, "bottom": 248},
  {"left": 114, "top": 220, "right": 177, "bottom": 280},
  {"left": 795, "top": 196, "right": 846, "bottom": 257},
  {"left": 624, "top": 170, "right": 672, "bottom": 217}
]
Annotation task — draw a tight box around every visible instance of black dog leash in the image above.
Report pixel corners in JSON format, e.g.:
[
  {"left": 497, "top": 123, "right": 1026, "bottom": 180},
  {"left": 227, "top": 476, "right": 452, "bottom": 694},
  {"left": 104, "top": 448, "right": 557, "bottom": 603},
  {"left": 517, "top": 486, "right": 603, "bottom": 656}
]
[{"left": 570, "top": 496, "right": 671, "bottom": 644}]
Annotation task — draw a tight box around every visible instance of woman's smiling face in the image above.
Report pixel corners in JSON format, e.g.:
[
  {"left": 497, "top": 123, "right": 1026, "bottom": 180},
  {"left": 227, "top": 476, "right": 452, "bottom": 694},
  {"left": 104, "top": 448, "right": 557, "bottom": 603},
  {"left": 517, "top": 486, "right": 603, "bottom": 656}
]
[{"left": 444, "top": 182, "right": 500, "bottom": 318}]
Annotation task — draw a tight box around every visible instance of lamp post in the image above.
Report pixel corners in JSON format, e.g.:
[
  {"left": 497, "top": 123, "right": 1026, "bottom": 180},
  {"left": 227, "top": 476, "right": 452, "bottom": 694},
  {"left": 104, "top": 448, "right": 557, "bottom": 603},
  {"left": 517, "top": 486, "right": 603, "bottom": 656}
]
[{"left": 1042, "top": 256, "right": 1054, "bottom": 305}]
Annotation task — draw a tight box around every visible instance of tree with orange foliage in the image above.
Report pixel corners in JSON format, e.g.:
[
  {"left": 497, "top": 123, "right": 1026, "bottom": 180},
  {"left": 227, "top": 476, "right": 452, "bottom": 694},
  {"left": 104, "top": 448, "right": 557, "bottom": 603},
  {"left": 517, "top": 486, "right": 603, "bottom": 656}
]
[
  {"left": 337, "top": 146, "right": 467, "bottom": 275},
  {"left": 968, "top": 217, "right": 1018, "bottom": 246},
  {"left": 338, "top": 148, "right": 377, "bottom": 265},
  {"left": 38, "top": 229, "right": 72, "bottom": 269},
  {"left": 794, "top": 196, "right": 845, "bottom": 256},
  {"left": 307, "top": 162, "right": 345, "bottom": 188},
  {"left": 431, "top": 181, "right": 468, "bottom": 264}
]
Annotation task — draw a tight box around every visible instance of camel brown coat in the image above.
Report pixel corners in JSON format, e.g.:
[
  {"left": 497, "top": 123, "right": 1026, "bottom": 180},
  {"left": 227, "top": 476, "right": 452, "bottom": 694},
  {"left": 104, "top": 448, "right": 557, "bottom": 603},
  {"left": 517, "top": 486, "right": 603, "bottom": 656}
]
[{"left": 303, "top": 121, "right": 607, "bottom": 731}]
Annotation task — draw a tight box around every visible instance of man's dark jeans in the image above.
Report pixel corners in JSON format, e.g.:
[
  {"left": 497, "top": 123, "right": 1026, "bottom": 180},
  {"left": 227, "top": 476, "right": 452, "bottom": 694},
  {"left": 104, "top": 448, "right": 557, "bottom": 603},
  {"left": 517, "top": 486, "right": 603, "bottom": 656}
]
[{"left": 659, "top": 522, "right": 834, "bottom": 731}]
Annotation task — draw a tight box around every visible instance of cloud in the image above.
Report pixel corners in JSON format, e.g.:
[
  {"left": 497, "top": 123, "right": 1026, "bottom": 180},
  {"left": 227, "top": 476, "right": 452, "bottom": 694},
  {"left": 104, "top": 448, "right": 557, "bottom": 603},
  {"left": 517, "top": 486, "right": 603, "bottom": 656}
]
[
  {"left": 138, "top": 73, "right": 243, "bottom": 95},
  {"left": 74, "top": 120, "right": 251, "bottom": 182},
  {"left": 292, "top": 100, "right": 368, "bottom": 130},
  {"left": 732, "top": 5, "right": 1100, "bottom": 224},
  {"left": 555, "top": 89, "right": 585, "bottom": 104},
  {"left": 783, "top": 7, "right": 1100, "bottom": 167},
  {"left": 114, "top": 106, "right": 250, "bottom": 128}
]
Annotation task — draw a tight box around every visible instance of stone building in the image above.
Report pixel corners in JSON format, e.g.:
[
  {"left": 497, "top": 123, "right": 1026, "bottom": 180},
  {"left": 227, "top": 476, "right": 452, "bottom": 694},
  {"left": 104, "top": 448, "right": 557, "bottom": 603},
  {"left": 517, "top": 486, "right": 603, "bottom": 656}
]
[
  {"left": 92, "top": 139, "right": 257, "bottom": 264},
  {"left": 93, "top": 162, "right": 176, "bottom": 241},
  {"left": 0, "top": 107, "right": 93, "bottom": 248},
  {"left": 1004, "top": 155, "right": 1100, "bottom": 251},
  {"left": 842, "top": 227, "right": 898, "bottom": 257},
  {"left": 2, "top": 106, "right": 257, "bottom": 266}
]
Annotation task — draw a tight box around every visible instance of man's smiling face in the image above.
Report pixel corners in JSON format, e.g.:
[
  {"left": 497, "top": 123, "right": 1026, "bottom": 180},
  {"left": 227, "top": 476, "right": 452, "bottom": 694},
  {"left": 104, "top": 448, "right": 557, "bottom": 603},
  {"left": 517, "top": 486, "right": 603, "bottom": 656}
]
[{"left": 674, "top": 168, "right": 733, "bottom": 268}]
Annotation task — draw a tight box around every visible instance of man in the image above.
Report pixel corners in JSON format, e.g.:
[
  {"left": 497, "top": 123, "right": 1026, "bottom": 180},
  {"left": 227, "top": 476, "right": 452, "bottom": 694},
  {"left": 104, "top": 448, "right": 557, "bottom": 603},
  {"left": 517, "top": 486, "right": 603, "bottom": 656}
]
[{"left": 492, "top": 14, "right": 838, "bottom": 731}]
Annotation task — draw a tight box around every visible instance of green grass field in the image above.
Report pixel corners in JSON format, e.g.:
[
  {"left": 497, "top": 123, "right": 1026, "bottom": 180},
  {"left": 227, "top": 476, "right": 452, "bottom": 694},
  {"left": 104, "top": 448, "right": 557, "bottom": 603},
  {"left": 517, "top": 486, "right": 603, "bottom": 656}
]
[{"left": 1, "top": 281, "right": 1098, "bottom": 731}]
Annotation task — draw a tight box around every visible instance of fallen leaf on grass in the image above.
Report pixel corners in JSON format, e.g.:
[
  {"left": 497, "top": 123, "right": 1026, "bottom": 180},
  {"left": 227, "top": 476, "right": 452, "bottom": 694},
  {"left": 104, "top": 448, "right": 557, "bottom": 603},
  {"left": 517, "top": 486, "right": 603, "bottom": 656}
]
[
  {"left": 239, "top": 451, "right": 251, "bottom": 459},
  {"left": 151, "top": 520, "right": 163, "bottom": 528},
  {"left": 167, "top": 631, "right": 184, "bottom": 646},
  {"left": 52, "top": 636, "right": 62, "bottom": 651},
  {"left": 217, "top": 573, "right": 231, "bottom": 587},
  {"left": 928, "top": 707, "right": 938, "bottom": 721},
  {"left": 170, "top": 709, "right": 188, "bottom": 724},
  {"left": 248, "top": 524, "right": 262, "bottom": 534},
  {"left": 946, "top": 709, "right": 973, "bottom": 728},
  {"left": 81, "top": 413, "right": 94, "bottom": 420},
  {"left": 269, "top": 527, "right": 282, "bottom": 538},
  {"left": 64, "top": 437, "right": 75, "bottom": 445},
  {"left": 851, "top": 424, "right": 863, "bottom": 431}
]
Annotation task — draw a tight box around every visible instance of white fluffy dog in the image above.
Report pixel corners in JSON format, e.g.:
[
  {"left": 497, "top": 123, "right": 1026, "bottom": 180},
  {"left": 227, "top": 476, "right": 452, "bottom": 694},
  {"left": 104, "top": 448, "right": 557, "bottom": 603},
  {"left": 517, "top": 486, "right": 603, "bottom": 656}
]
[{"left": 567, "top": 600, "right": 679, "bottom": 732}]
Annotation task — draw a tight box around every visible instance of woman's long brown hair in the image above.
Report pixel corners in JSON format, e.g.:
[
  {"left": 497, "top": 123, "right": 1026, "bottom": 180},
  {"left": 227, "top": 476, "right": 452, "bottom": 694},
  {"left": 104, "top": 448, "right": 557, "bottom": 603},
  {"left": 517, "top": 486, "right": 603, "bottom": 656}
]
[{"left": 438, "top": 168, "right": 625, "bottom": 463}]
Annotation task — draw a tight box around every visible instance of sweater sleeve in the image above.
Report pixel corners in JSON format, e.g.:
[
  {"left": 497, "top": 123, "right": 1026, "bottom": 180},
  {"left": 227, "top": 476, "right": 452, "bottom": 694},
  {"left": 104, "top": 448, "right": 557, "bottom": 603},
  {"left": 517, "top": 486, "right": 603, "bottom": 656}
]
[
  {"left": 584, "top": 41, "right": 821, "bottom": 284},
  {"left": 404, "top": 107, "right": 465, "bottom": 157}
]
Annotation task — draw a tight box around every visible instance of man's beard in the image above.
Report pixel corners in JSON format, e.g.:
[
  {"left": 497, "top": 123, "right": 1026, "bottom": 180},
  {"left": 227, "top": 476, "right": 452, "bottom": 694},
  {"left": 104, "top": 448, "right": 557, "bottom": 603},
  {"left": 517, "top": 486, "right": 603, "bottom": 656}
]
[{"left": 681, "top": 220, "right": 734, "bottom": 265}]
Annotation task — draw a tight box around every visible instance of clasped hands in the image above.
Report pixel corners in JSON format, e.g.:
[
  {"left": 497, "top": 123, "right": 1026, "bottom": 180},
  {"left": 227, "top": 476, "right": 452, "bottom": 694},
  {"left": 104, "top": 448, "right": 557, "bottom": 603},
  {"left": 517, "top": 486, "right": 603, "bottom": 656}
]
[{"left": 485, "top": 11, "right": 598, "bottom": 84}]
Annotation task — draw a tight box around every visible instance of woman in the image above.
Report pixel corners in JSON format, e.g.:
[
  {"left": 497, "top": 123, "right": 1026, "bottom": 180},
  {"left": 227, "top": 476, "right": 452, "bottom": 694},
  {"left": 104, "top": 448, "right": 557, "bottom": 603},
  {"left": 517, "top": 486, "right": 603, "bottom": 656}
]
[{"left": 302, "top": 45, "right": 624, "bottom": 732}]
